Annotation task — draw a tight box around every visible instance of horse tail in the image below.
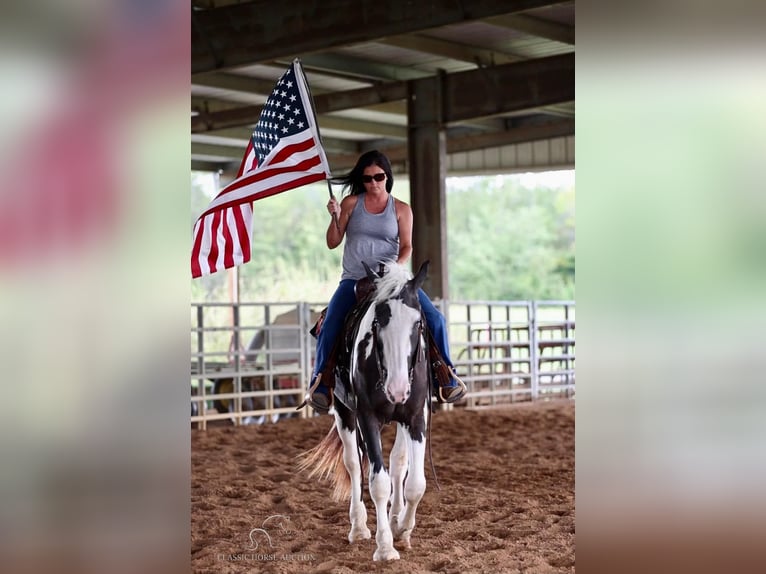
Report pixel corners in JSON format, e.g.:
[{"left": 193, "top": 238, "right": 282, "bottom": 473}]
[{"left": 296, "top": 424, "right": 352, "bottom": 501}]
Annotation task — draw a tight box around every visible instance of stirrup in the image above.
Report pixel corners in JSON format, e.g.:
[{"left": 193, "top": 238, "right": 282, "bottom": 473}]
[
  {"left": 438, "top": 368, "right": 467, "bottom": 404},
  {"left": 296, "top": 372, "right": 333, "bottom": 414}
]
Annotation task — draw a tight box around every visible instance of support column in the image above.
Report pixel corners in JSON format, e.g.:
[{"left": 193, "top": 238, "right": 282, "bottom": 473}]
[{"left": 407, "top": 76, "right": 448, "bottom": 299}]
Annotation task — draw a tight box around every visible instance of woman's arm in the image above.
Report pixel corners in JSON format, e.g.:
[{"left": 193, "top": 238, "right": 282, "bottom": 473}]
[
  {"left": 326, "top": 195, "right": 357, "bottom": 249},
  {"left": 395, "top": 199, "right": 413, "bottom": 264}
]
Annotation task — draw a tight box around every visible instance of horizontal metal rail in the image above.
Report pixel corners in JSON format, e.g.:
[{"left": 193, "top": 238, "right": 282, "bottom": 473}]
[{"left": 191, "top": 300, "right": 574, "bottom": 427}]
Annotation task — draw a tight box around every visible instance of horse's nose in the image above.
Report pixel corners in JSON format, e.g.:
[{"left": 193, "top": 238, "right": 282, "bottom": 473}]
[{"left": 386, "top": 383, "right": 410, "bottom": 404}]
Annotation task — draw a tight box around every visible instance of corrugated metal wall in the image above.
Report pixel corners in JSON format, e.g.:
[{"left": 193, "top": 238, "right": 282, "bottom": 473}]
[{"left": 448, "top": 135, "right": 574, "bottom": 174}]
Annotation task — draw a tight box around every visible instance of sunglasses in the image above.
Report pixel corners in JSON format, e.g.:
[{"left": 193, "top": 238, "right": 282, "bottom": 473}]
[{"left": 362, "top": 173, "right": 386, "bottom": 183}]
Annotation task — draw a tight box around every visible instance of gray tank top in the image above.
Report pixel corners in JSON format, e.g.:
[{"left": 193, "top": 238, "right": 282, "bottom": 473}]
[{"left": 341, "top": 193, "right": 400, "bottom": 280}]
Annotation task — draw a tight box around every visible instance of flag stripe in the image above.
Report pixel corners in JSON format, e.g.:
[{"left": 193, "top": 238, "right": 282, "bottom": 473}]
[
  {"left": 198, "top": 153, "right": 323, "bottom": 218},
  {"left": 206, "top": 209, "right": 222, "bottom": 275},
  {"left": 212, "top": 150, "right": 322, "bottom": 203},
  {"left": 243, "top": 173, "right": 327, "bottom": 203},
  {"left": 202, "top": 171, "right": 326, "bottom": 219},
  {"left": 233, "top": 204, "right": 251, "bottom": 264},
  {"left": 236, "top": 140, "right": 255, "bottom": 178},
  {"left": 191, "top": 219, "right": 204, "bottom": 278},
  {"left": 207, "top": 135, "right": 321, "bottom": 201},
  {"left": 223, "top": 208, "right": 235, "bottom": 269},
  {"left": 267, "top": 135, "right": 318, "bottom": 168}
]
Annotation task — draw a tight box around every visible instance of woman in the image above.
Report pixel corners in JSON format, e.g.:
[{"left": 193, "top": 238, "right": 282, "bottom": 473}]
[{"left": 306, "top": 150, "right": 466, "bottom": 413}]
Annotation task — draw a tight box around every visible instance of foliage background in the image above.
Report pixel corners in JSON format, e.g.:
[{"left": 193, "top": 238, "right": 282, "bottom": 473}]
[{"left": 191, "top": 171, "right": 575, "bottom": 303}]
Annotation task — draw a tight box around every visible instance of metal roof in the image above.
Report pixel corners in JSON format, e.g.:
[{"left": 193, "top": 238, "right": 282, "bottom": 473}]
[{"left": 191, "top": 0, "right": 575, "bottom": 176}]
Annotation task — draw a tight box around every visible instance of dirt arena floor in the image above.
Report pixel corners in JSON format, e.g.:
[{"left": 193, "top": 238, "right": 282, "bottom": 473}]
[{"left": 191, "top": 400, "right": 574, "bottom": 573}]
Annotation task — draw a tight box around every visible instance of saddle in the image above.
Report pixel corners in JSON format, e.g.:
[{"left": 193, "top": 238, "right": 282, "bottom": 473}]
[{"left": 309, "top": 276, "right": 452, "bottom": 410}]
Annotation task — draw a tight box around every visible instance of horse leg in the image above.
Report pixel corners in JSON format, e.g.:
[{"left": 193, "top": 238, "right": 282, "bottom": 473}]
[
  {"left": 392, "top": 405, "right": 428, "bottom": 549},
  {"left": 388, "top": 423, "right": 409, "bottom": 542},
  {"left": 333, "top": 410, "right": 371, "bottom": 543},
  {"left": 360, "top": 420, "right": 399, "bottom": 561}
]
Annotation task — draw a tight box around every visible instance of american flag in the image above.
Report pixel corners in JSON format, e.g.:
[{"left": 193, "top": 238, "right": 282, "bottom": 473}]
[{"left": 191, "top": 59, "right": 330, "bottom": 278}]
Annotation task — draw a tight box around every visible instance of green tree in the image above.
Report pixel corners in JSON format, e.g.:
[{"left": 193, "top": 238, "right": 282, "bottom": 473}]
[
  {"left": 447, "top": 176, "right": 574, "bottom": 300},
  {"left": 191, "top": 172, "right": 575, "bottom": 303}
]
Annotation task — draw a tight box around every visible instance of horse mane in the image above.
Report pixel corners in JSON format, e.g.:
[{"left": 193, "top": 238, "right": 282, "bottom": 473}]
[{"left": 372, "top": 260, "right": 413, "bottom": 303}]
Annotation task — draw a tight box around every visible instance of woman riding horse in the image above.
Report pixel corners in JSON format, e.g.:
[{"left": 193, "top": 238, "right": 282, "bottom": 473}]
[{"left": 305, "top": 150, "right": 466, "bottom": 413}]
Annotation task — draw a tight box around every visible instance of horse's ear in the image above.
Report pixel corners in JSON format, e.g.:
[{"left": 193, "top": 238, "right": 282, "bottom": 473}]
[
  {"left": 411, "top": 260, "right": 429, "bottom": 291},
  {"left": 362, "top": 260, "right": 379, "bottom": 281}
]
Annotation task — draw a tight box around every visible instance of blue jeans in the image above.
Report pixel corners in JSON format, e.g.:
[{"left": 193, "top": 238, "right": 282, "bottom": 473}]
[{"left": 312, "top": 279, "right": 453, "bottom": 380}]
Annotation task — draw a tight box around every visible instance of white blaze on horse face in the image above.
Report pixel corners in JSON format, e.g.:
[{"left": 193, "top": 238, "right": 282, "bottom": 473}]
[{"left": 379, "top": 299, "right": 420, "bottom": 404}]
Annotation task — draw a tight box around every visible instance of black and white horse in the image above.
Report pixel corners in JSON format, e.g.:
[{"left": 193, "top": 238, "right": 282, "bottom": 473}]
[{"left": 299, "top": 260, "right": 431, "bottom": 561}]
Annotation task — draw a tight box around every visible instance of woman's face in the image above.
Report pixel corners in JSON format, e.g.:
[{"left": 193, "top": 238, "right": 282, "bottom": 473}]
[{"left": 361, "top": 164, "right": 387, "bottom": 193}]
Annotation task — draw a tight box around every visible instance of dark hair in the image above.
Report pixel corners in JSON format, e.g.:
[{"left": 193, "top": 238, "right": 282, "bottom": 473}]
[{"left": 330, "top": 150, "right": 394, "bottom": 196}]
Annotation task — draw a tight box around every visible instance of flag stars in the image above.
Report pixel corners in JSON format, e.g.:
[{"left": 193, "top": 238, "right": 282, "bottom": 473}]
[{"left": 249, "top": 65, "right": 311, "bottom": 164}]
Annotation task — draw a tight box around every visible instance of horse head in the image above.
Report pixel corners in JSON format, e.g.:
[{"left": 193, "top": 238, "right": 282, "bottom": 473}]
[{"left": 360, "top": 260, "right": 429, "bottom": 405}]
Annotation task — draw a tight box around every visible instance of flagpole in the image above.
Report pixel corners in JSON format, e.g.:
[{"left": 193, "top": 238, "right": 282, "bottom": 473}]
[
  {"left": 295, "top": 57, "right": 340, "bottom": 232},
  {"left": 326, "top": 180, "right": 340, "bottom": 232}
]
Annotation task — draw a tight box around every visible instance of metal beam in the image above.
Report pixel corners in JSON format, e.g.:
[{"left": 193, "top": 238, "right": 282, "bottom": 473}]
[
  {"left": 193, "top": 129, "right": 361, "bottom": 154},
  {"left": 192, "top": 0, "right": 564, "bottom": 73},
  {"left": 448, "top": 118, "right": 574, "bottom": 152},
  {"left": 443, "top": 53, "right": 574, "bottom": 122},
  {"left": 191, "top": 97, "right": 254, "bottom": 114},
  {"left": 192, "top": 54, "right": 572, "bottom": 133},
  {"left": 539, "top": 102, "right": 575, "bottom": 118},
  {"left": 318, "top": 116, "right": 407, "bottom": 139},
  {"left": 192, "top": 118, "right": 574, "bottom": 166},
  {"left": 191, "top": 142, "right": 244, "bottom": 158},
  {"left": 192, "top": 95, "right": 406, "bottom": 121},
  {"left": 192, "top": 72, "right": 289, "bottom": 95},
  {"left": 484, "top": 13, "right": 575, "bottom": 45},
  {"left": 192, "top": 126, "right": 253, "bottom": 141},
  {"left": 192, "top": 81, "right": 408, "bottom": 132},
  {"left": 194, "top": 92, "right": 502, "bottom": 132},
  {"left": 192, "top": 114, "right": 407, "bottom": 140},
  {"left": 192, "top": 123, "right": 575, "bottom": 173},
  {"left": 379, "top": 34, "right": 522, "bottom": 67},
  {"left": 311, "top": 81, "right": 408, "bottom": 112},
  {"left": 192, "top": 159, "right": 236, "bottom": 173},
  {"left": 274, "top": 53, "right": 430, "bottom": 82}
]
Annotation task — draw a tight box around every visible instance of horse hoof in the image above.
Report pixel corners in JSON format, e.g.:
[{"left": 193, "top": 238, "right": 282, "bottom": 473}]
[
  {"left": 390, "top": 522, "right": 411, "bottom": 543},
  {"left": 348, "top": 526, "right": 371, "bottom": 543},
  {"left": 373, "top": 547, "right": 400, "bottom": 561},
  {"left": 395, "top": 537, "right": 411, "bottom": 550}
]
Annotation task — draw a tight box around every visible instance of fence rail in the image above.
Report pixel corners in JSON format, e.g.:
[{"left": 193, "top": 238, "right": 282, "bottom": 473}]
[{"left": 191, "top": 300, "right": 574, "bottom": 428}]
